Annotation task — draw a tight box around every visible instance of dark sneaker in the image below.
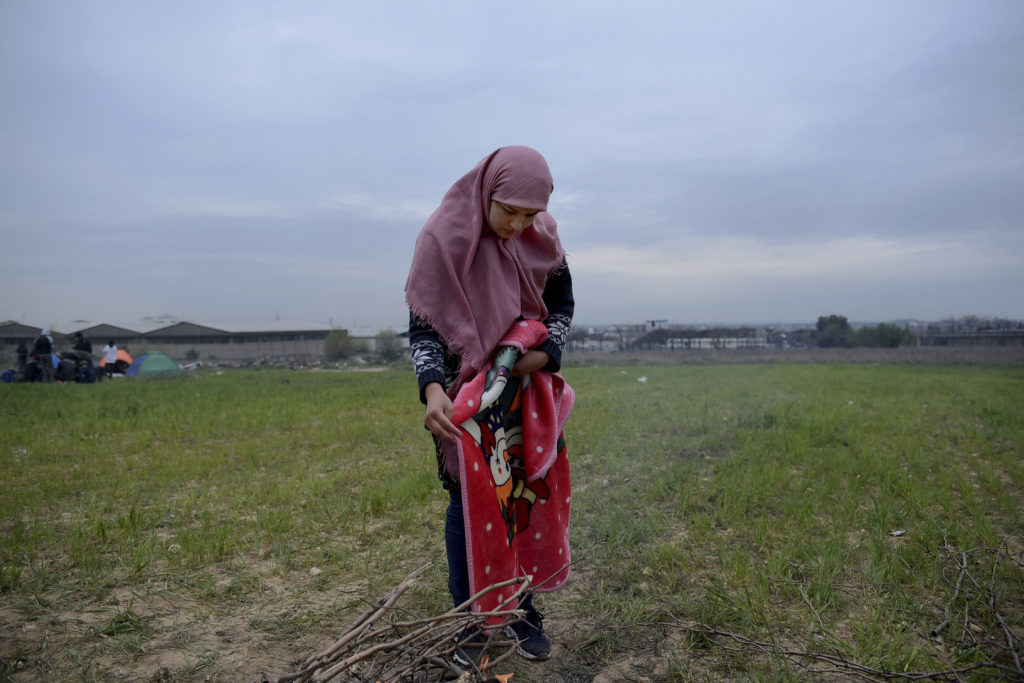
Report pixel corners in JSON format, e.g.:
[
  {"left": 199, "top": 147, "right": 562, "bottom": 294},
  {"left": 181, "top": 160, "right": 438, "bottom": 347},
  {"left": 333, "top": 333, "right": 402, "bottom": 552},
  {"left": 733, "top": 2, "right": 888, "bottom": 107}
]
[
  {"left": 452, "top": 626, "right": 489, "bottom": 668},
  {"left": 504, "top": 608, "right": 551, "bottom": 660}
]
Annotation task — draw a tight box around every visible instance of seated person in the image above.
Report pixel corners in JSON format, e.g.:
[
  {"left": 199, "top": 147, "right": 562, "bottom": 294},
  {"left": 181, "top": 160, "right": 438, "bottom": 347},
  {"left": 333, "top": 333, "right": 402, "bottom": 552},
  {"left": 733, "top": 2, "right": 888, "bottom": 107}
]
[{"left": 75, "top": 361, "right": 98, "bottom": 384}]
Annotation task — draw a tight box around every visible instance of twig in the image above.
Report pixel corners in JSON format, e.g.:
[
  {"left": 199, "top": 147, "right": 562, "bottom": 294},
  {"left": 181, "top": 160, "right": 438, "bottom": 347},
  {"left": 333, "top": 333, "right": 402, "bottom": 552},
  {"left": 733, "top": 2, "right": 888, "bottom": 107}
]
[
  {"left": 931, "top": 550, "right": 967, "bottom": 638},
  {"left": 796, "top": 584, "right": 838, "bottom": 641},
  {"left": 666, "top": 617, "right": 1019, "bottom": 681},
  {"left": 278, "top": 565, "right": 431, "bottom": 682},
  {"left": 987, "top": 543, "right": 1023, "bottom": 677},
  {"left": 277, "top": 563, "right": 531, "bottom": 683}
]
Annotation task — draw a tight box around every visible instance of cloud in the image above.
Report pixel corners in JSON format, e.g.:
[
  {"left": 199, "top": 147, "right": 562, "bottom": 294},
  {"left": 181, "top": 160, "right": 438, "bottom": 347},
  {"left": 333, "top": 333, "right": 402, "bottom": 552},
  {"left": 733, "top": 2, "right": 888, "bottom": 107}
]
[
  {"left": 156, "top": 194, "right": 301, "bottom": 220},
  {"left": 320, "top": 192, "right": 435, "bottom": 223},
  {"left": 568, "top": 230, "right": 1024, "bottom": 323},
  {"left": 572, "top": 231, "right": 1023, "bottom": 282},
  {"left": 1, "top": 1, "right": 1022, "bottom": 327}
]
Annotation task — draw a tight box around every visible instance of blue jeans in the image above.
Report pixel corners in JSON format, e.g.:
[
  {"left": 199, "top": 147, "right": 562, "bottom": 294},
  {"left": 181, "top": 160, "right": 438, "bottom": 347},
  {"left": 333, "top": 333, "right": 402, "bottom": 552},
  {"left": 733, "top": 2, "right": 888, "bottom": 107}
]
[
  {"left": 445, "top": 490, "right": 471, "bottom": 607},
  {"left": 445, "top": 489, "right": 534, "bottom": 612}
]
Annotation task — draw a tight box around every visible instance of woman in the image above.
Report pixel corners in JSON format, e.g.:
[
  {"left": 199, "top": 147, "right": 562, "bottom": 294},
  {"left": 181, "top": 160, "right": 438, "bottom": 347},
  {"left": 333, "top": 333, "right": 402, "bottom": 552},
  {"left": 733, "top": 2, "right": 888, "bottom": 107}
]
[{"left": 406, "top": 146, "right": 574, "bottom": 664}]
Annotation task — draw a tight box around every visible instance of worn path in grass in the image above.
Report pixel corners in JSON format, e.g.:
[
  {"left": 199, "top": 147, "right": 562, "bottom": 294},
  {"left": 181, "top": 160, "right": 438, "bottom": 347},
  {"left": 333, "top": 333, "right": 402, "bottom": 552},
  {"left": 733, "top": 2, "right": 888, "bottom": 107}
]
[{"left": 1, "top": 361, "right": 1022, "bottom": 681}]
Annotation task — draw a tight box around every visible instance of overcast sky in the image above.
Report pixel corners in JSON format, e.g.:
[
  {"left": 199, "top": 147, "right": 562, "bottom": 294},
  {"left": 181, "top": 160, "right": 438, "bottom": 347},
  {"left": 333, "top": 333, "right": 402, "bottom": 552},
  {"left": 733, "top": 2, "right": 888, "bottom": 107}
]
[{"left": 1, "top": 0, "right": 1021, "bottom": 331}]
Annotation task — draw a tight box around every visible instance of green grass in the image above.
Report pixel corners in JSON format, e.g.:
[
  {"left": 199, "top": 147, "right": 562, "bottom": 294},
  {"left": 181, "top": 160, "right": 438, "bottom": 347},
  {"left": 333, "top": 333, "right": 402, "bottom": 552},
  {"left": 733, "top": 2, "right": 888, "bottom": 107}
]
[{"left": 1, "top": 363, "right": 1022, "bottom": 681}]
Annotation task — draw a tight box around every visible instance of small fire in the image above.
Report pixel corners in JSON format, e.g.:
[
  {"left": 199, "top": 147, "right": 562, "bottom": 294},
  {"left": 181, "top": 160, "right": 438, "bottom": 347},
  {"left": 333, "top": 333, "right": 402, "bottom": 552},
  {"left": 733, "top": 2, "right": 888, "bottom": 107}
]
[{"left": 479, "top": 654, "right": 514, "bottom": 681}]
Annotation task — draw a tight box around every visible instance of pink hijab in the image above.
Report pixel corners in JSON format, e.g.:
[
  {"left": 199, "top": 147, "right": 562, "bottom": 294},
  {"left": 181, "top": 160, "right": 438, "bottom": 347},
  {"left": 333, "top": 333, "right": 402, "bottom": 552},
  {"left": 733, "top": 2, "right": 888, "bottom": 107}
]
[{"left": 405, "top": 146, "right": 565, "bottom": 383}]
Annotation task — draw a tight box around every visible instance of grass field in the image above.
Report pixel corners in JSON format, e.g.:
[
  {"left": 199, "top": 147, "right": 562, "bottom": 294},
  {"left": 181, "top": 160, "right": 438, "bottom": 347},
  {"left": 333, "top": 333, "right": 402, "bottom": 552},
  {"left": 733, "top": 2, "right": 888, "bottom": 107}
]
[{"left": 1, "top": 361, "right": 1022, "bottom": 681}]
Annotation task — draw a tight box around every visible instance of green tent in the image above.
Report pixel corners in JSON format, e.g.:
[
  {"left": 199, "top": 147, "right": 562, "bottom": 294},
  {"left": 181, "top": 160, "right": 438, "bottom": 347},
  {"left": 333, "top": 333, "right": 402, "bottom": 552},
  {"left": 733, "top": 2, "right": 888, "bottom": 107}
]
[{"left": 125, "top": 351, "right": 183, "bottom": 378}]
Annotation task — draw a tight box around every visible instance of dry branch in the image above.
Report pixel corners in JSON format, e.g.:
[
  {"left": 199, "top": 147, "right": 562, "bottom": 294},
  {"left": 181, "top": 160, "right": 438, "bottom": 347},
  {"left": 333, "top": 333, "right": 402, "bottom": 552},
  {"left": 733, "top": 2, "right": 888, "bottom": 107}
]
[
  {"left": 928, "top": 539, "right": 1024, "bottom": 679},
  {"left": 669, "top": 617, "right": 1018, "bottom": 681},
  {"left": 666, "top": 534, "right": 1024, "bottom": 681},
  {"left": 277, "top": 563, "right": 530, "bottom": 683}
]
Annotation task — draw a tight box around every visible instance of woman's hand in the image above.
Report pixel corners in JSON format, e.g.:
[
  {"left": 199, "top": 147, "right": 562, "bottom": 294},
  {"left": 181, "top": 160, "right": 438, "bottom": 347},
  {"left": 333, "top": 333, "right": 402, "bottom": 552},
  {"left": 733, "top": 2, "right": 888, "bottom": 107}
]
[
  {"left": 424, "top": 382, "right": 461, "bottom": 442},
  {"left": 511, "top": 349, "right": 550, "bottom": 377}
]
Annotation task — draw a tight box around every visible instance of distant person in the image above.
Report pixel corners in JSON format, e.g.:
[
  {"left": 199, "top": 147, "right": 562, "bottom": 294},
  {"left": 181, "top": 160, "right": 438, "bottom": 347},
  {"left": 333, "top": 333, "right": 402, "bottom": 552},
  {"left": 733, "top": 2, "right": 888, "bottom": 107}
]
[
  {"left": 24, "top": 358, "right": 41, "bottom": 382},
  {"left": 75, "top": 360, "right": 98, "bottom": 384},
  {"left": 65, "top": 331, "right": 97, "bottom": 369},
  {"left": 73, "top": 332, "right": 93, "bottom": 355},
  {"left": 16, "top": 341, "right": 29, "bottom": 375},
  {"left": 56, "top": 357, "right": 77, "bottom": 383},
  {"left": 102, "top": 339, "right": 118, "bottom": 378},
  {"left": 33, "top": 329, "right": 55, "bottom": 383},
  {"left": 406, "top": 146, "right": 575, "bottom": 666}
]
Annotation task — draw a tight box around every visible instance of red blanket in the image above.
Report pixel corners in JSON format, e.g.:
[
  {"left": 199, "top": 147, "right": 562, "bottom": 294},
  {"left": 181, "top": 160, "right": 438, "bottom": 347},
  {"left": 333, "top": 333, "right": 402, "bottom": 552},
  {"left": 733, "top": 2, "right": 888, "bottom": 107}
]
[{"left": 451, "top": 320, "right": 574, "bottom": 624}]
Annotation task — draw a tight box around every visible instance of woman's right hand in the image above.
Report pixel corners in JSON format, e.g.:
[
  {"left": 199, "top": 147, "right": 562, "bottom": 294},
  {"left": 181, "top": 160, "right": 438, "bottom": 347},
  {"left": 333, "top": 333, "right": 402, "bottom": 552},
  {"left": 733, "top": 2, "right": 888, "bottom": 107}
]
[{"left": 424, "top": 382, "right": 461, "bottom": 442}]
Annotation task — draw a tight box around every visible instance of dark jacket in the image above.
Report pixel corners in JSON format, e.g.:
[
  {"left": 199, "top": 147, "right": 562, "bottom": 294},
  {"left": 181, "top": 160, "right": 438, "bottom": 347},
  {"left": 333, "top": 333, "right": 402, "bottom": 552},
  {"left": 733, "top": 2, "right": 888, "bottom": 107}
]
[{"left": 33, "top": 335, "right": 53, "bottom": 356}]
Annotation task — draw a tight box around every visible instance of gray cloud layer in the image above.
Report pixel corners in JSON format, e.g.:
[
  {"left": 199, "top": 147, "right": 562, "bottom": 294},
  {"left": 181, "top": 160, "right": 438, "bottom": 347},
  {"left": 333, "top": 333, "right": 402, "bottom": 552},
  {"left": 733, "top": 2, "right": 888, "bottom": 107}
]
[{"left": 2, "top": 0, "right": 1021, "bottom": 329}]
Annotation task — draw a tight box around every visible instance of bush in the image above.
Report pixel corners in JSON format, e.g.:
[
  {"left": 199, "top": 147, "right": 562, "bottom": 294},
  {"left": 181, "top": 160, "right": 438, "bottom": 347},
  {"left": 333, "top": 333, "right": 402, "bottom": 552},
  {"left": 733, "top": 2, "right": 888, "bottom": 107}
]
[
  {"left": 375, "top": 329, "right": 404, "bottom": 362},
  {"left": 814, "top": 314, "right": 853, "bottom": 348},
  {"left": 324, "top": 329, "right": 357, "bottom": 360},
  {"left": 815, "top": 315, "right": 913, "bottom": 348},
  {"left": 855, "top": 323, "right": 913, "bottom": 348}
]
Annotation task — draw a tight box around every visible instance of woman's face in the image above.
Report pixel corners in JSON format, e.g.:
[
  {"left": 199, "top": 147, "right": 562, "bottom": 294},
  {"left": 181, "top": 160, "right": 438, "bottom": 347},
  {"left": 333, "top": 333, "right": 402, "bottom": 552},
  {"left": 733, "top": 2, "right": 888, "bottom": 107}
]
[{"left": 488, "top": 200, "right": 541, "bottom": 239}]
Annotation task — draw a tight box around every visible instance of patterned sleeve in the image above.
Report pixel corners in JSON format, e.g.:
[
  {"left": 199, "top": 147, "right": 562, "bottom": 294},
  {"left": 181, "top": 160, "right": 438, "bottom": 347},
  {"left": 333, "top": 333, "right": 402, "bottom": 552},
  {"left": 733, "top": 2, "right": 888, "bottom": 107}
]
[
  {"left": 537, "top": 257, "right": 574, "bottom": 372},
  {"left": 408, "top": 311, "right": 449, "bottom": 403},
  {"left": 409, "top": 257, "right": 573, "bottom": 396}
]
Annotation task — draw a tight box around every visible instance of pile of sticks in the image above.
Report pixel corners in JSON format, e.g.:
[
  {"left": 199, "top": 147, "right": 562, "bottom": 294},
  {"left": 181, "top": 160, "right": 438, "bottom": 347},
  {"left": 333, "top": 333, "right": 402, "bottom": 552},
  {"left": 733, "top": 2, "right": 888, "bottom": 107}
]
[{"left": 278, "top": 563, "right": 527, "bottom": 682}]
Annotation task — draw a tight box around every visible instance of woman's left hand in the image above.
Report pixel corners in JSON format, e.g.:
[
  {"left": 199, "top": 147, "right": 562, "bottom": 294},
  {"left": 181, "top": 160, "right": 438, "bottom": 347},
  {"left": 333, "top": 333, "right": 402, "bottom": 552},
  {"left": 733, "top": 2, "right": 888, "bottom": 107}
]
[{"left": 511, "top": 349, "right": 550, "bottom": 377}]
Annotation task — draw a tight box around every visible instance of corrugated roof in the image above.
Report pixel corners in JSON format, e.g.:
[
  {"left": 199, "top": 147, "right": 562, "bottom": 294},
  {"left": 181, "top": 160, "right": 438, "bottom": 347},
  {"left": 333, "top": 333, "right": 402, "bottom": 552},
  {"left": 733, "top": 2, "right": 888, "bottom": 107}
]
[
  {"left": 23, "top": 318, "right": 182, "bottom": 335},
  {"left": 186, "top": 321, "right": 334, "bottom": 333},
  {"left": 3, "top": 319, "right": 400, "bottom": 337}
]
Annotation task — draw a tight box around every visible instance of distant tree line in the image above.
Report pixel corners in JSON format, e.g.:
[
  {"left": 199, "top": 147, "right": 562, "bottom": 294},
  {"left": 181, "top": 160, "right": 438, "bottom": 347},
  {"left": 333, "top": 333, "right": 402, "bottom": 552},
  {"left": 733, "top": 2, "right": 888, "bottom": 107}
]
[
  {"left": 808, "top": 314, "right": 1024, "bottom": 349},
  {"left": 812, "top": 315, "right": 913, "bottom": 348},
  {"left": 616, "top": 317, "right": 917, "bottom": 351},
  {"left": 324, "top": 328, "right": 405, "bottom": 362},
  {"left": 565, "top": 314, "right": 1024, "bottom": 354},
  {"left": 917, "top": 315, "right": 1024, "bottom": 348},
  {"left": 925, "top": 315, "right": 1024, "bottom": 336}
]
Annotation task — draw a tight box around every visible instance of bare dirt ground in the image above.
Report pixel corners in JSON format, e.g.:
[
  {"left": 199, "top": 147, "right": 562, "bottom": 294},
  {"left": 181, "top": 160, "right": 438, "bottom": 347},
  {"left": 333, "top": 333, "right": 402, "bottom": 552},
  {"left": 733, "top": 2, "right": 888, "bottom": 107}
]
[
  {"left": 1, "top": 569, "right": 323, "bottom": 682},
  {"left": 0, "top": 564, "right": 668, "bottom": 682}
]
